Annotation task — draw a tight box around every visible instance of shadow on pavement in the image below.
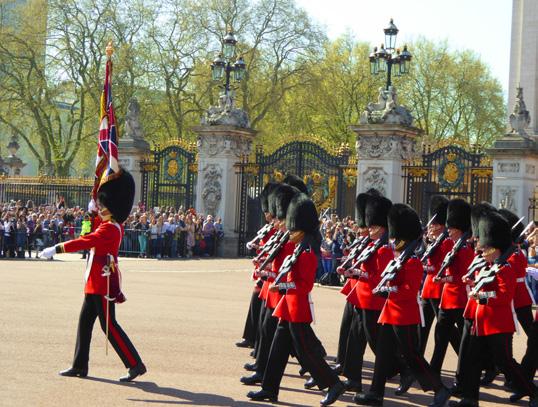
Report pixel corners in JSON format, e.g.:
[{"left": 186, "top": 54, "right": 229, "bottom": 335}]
[{"left": 85, "top": 377, "right": 307, "bottom": 406}]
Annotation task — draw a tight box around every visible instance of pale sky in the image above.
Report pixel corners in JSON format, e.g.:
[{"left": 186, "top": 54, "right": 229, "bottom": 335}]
[{"left": 296, "top": 0, "right": 512, "bottom": 97}]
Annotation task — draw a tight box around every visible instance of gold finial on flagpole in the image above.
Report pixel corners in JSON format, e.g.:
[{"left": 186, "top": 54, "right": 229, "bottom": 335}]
[{"left": 106, "top": 41, "right": 114, "bottom": 59}]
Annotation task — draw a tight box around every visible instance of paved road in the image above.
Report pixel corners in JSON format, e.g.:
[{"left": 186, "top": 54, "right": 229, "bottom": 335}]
[{"left": 0, "top": 254, "right": 532, "bottom": 406}]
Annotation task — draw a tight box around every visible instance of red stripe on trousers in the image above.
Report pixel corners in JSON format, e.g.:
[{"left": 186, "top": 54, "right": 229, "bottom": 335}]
[{"left": 101, "top": 297, "right": 137, "bottom": 367}]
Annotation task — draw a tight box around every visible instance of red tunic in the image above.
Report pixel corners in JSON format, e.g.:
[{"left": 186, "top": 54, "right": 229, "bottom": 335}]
[
  {"left": 473, "top": 263, "right": 517, "bottom": 336},
  {"left": 440, "top": 244, "right": 474, "bottom": 310},
  {"left": 510, "top": 250, "right": 533, "bottom": 309},
  {"left": 266, "top": 241, "right": 295, "bottom": 309},
  {"left": 340, "top": 277, "right": 358, "bottom": 297},
  {"left": 463, "top": 253, "right": 483, "bottom": 320},
  {"left": 346, "top": 244, "right": 394, "bottom": 310},
  {"left": 421, "top": 238, "right": 454, "bottom": 299},
  {"left": 273, "top": 248, "right": 317, "bottom": 323},
  {"left": 379, "top": 257, "right": 423, "bottom": 325},
  {"left": 61, "top": 220, "right": 122, "bottom": 295}
]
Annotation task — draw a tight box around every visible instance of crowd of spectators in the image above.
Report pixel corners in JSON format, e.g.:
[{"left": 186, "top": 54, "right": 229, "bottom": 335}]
[{"left": 0, "top": 198, "right": 225, "bottom": 260}]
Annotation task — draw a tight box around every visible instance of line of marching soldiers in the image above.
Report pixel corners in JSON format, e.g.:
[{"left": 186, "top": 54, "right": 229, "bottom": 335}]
[{"left": 235, "top": 176, "right": 538, "bottom": 407}]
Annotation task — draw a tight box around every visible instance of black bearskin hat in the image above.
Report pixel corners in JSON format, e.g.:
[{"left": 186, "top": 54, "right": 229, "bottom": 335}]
[
  {"left": 388, "top": 203, "right": 423, "bottom": 242},
  {"left": 478, "top": 211, "right": 512, "bottom": 252},
  {"left": 428, "top": 195, "right": 449, "bottom": 225},
  {"left": 286, "top": 193, "right": 319, "bottom": 235},
  {"left": 446, "top": 199, "right": 471, "bottom": 232},
  {"left": 282, "top": 174, "right": 308, "bottom": 195},
  {"left": 365, "top": 195, "right": 392, "bottom": 228},
  {"left": 356, "top": 189, "right": 382, "bottom": 228},
  {"left": 97, "top": 169, "right": 134, "bottom": 224},
  {"left": 259, "top": 182, "right": 279, "bottom": 213},
  {"left": 269, "top": 184, "right": 300, "bottom": 220},
  {"left": 498, "top": 208, "right": 524, "bottom": 243},
  {"left": 471, "top": 202, "right": 497, "bottom": 238}
]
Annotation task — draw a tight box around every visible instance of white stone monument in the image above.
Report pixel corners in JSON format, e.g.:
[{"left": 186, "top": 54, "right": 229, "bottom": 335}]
[
  {"left": 350, "top": 86, "right": 421, "bottom": 202},
  {"left": 193, "top": 94, "right": 256, "bottom": 257}
]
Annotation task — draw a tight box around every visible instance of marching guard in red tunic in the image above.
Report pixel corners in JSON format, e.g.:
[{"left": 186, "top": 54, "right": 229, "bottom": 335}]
[
  {"left": 333, "top": 190, "right": 378, "bottom": 379},
  {"left": 247, "top": 194, "right": 345, "bottom": 406},
  {"left": 40, "top": 169, "right": 146, "bottom": 382},
  {"left": 354, "top": 204, "right": 451, "bottom": 407},
  {"left": 236, "top": 182, "right": 279, "bottom": 349},
  {"left": 449, "top": 211, "right": 537, "bottom": 407},
  {"left": 241, "top": 184, "right": 298, "bottom": 384},
  {"left": 343, "top": 195, "right": 394, "bottom": 394},
  {"left": 430, "top": 198, "right": 474, "bottom": 375}
]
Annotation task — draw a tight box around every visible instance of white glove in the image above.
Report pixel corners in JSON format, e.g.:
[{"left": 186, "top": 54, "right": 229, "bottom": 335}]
[
  {"left": 88, "top": 199, "right": 97, "bottom": 213},
  {"left": 527, "top": 267, "right": 538, "bottom": 280},
  {"left": 40, "top": 246, "right": 56, "bottom": 259}
]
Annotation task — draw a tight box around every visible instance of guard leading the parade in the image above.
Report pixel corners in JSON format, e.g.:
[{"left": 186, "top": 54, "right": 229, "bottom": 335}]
[{"left": 40, "top": 169, "right": 146, "bottom": 382}]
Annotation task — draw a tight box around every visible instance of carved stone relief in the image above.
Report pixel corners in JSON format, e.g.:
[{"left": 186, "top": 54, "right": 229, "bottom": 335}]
[
  {"left": 497, "top": 186, "right": 517, "bottom": 212},
  {"left": 526, "top": 164, "right": 536, "bottom": 175},
  {"left": 197, "top": 134, "right": 252, "bottom": 158},
  {"left": 363, "top": 167, "right": 387, "bottom": 197},
  {"left": 356, "top": 134, "right": 417, "bottom": 161},
  {"left": 201, "top": 163, "right": 223, "bottom": 216},
  {"left": 497, "top": 162, "right": 520, "bottom": 173}
]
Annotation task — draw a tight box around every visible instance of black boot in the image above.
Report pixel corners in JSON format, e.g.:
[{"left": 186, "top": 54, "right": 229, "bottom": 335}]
[
  {"left": 332, "top": 363, "right": 342, "bottom": 375},
  {"left": 353, "top": 392, "right": 383, "bottom": 406},
  {"left": 119, "top": 363, "right": 146, "bottom": 382},
  {"left": 320, "top": 381, "right": 345, "bottom": 406},
  {"left": 247, "top": 389, "right": 278, "bottom": 402},
  {"left": 480, "top": 368, "right": 497, "bottom": 386},
  {"left": 59, "top": 367, "right": 88, "bottom": 378},
  {"left": 304, "top": 377, "right": 317, "bottom": 389},
  {"left": 395, "top": 372, "right": 415, "bottom": 396},
  {"left": 299, "top": 367, "right": 308, "bottom": 376},
  {"left": 236, "top": 339, "right": 254, "bottom": 348},
  {"left": 240, "top": 372, "right": 263, "bottom": 385},
  {"left": 243, "top": 362, "right": 257, "bottom": 371},
  {"left": 448, "top": 399, "right": 478, "bottom": 407},
  {"left": 343, "top": 378, "right": 362, "bottom": 392},
  {"left": 429, "top": 386, "right": 451, "bottom": 407}
]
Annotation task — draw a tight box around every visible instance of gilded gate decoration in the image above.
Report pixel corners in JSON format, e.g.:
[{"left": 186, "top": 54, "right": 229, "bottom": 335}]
[
  {"left": 140, "top": 140, "right": 197, "bottom": 210},
  {"left": 235, "top": 139, "right": 357, "bottom": 256},
  {"left": 403, "top": 145, "right": 492, "bottom": 221}
]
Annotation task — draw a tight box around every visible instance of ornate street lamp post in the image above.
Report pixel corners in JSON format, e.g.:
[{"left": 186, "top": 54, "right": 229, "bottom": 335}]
[
  {"left": 210, "top": 30, "right": 247, "bottom": 105},
  {"left": 369, "top": 19, "right": 412, "bottom": 90}
]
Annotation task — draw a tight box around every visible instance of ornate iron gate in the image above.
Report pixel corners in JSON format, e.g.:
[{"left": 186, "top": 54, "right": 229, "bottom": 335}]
[
  {"left": 235, "top": 140, "right": 357, "bottom": 256},
  {"left": 140, "top": 141, "right": 197, "bottom": 210},
  {"left": 403, "top": 145, "right": 492, "bottom": 221}
]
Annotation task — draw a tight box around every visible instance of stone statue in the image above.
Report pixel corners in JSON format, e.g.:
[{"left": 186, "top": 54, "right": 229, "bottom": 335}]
[
  {"left": 201, "top": 164, "right": 223, "bottom": 216},
  {"left": 360, "top": 86, "right": 413, "bottom": 126},
  {"left": 201, "top": 92, "right": 251, "bottom": 128},
  {"left": 509, "top": 87, "right": 531, "bottom": 138},
  {"left": 124, "top": 98, "right": 144, "bottom": 140}
]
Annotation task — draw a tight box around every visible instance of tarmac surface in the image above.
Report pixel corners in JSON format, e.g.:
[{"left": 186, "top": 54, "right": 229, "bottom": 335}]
[{"left": 0, "top": 254, "right": 533, "bottom": 406}]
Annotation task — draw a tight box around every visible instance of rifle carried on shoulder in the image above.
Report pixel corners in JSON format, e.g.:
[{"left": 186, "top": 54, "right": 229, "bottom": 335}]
[
  {"left": 257, "top": 230, "right": 291, "bottom": 272},
  {"left": 273, "top": 241, "right": 307, "bottom": 286},
  {"left": 246, "top": 223, "right": 273, "bottom": 250},
  {"left": 434, "top": 230, "right": 471, "bottom": 281},
  {"left": 470, "top": 245, "right": 516, "bottom": 297},
  {"left": 253, "top": 230, "right": 282, "bottom": 265},
  {"left": 373, "top": 238, "right": 421, "bottom": 295},
  {"left": 421, "top": 229, "right": 448, "bottom": 263},
  {"left": 350, "top": 231, "right": 389, "bottom": 270},
  {"left": 338, "top": 235, "right": 371, "bottom": 272}
]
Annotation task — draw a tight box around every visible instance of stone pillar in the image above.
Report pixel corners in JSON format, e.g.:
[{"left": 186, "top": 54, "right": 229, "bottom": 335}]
[
  {"left": 350, "top": 86, "right": 421, "bottom": 203},
  {"left": 118, "top": 98, "right": 150, "bottom": 205},
  {"left": 490, "top": 87, "right": 538, "bottom": 218},
  {"left": 192, "top": 125, "right": 256, "bottom": 257}
]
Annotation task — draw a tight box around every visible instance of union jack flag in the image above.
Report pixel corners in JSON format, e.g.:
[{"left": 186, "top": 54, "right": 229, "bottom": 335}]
[{"left": 92, "top": 57, "right": 120, "bottom": 201}]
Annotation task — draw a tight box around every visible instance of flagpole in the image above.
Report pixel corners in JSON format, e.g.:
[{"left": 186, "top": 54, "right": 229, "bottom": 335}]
[{"left": 104, "top": 41, "right": 113, "bottom": 357}]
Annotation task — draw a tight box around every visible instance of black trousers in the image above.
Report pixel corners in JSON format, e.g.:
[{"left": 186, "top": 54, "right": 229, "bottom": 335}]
[
  {"left": 254, "top": 301, "right": 268, "bottom": 358},
  {"left": 521, "top": 320, "right": 538, "bottom": 382},
  {"left": 430, "top": 307, "right": 464, "bottom": 375},
  {"left": 463, "top": 333, "right": 537, "bottom": 401},
  {"left": 419, "top": 298, "right": 460, "bottom": 356},
  {"left": 342, "top": 307, "right": 380, "bottom": 383},
  {"left": 455, "top": 318, "right": 473, "bottom": 387},
  {"left": 370, "top": 324, "right": 443, "bottom": 398},
  {"left": 262, "top": 320, "right": 339, "bottom": 395},
  {"left": 73, "top": 294, "right": 143, "bottom": 370},
  {"left": 255, "top": 307, "right": 279, "bottom": 374},
  {"left": 336, "top": 301, "right": 354, "bottom": 365},
  {"left": 242, "top": 289, "right": 262, "bottom": 344},
  {"left": 516, "top": 305, "right": 534, "bottom": 337}
]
